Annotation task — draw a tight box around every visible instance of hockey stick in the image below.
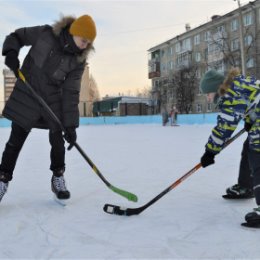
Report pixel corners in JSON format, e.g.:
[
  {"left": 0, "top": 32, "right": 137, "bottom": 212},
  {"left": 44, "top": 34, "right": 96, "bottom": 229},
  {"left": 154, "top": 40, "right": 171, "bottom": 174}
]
[
  {"left": 104, "top": 127, "right": 246, "bottom": 216},
  {"left": 18, "top": 70, "right": 138, "bottom": 202}
]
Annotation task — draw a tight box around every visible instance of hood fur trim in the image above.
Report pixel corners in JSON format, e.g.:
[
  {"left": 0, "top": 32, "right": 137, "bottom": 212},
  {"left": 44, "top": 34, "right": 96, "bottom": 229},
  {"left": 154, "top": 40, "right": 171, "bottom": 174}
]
[
  {"left": 52, "top": 15, "right": 95, "bottom": 63},
  {"left": 52, "top": 15, "right": 75, "bottom": 36},
  {"left": 218, "top": 67, "right": 240, "bottom": 96}
]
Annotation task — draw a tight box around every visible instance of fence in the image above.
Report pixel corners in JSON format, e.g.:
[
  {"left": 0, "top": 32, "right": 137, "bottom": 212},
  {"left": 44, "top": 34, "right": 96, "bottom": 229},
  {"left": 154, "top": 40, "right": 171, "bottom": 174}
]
[{"left": 0, "top": 113, "right": 219, "bottom": 127}]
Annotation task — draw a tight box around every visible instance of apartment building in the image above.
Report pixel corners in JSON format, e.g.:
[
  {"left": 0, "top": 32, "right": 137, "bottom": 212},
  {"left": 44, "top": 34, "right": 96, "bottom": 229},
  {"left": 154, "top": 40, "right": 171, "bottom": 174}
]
[{"left": 148, "top": 0, "right": 260, "bottom": 114}]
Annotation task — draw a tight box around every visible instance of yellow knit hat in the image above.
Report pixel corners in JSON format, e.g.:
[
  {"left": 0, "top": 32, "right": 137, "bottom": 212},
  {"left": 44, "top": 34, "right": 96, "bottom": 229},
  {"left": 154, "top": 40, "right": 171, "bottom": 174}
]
[{"left": 69, "top": 15, "right": 96, "bottom": 42}]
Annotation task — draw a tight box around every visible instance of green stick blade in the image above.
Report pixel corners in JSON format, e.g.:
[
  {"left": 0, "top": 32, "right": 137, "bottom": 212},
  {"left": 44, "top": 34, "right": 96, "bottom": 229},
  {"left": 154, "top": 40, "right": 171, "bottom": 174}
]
[{"left": 110, "top": 186, "right": 138, "bottom": 202}]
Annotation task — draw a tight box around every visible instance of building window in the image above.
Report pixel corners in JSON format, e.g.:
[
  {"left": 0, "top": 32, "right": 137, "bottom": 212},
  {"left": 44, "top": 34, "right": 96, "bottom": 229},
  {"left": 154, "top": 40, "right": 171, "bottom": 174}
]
[
  {"left": 231, "top": 38, "right": 239, "bottom": 51},
  {"left": 194, "top": 34, "right": 200, "bottom": 45},
  {"left": 195, "top": 52, "right": 201, "bottom": 62},
  {"left": 171, "top": 61, "right": 174, "bottom": 70},
  {"left": 196, "top": 68, "right": 201, "bottom": 79},
  {"left": 161, "top": 49, "right": 165, "bottom": 57},
  {"left": 208, "top": 39, "right": 223, "bottom": 54},
  {"left": 204, "top": 31, "right": 210, "bottom": 41},
  {"left": 183, "top": 38, "right": 191, "bottom": 50},
  {"left": 209, "top": 62, "right": 224, "bottom": 73},
  {"left": 168, "top": 47, "right": 173, "bottom": 55},
  {"left": 235, "top": 59, "right": 240, "bottom": 67},
  {"left": 243, "top": 12, "right": 252, "bottom": 26},
  {"left": 246, "top": 58, "right": 254, "bottom": 68},
  {"left": 175, "top": 42, "right": 180, "bottom": 53},
  {"left": 168, "top": 61, "right": 174, "bottom": 70},
  {"left": 204, "top": 48, "right": 208, "bottom": 59},
  {"left": 244, "top": 35, "right": 253, "bottom": 46},
  {"left": 216, "top": 63, "right": 225, "bottom": 73},
  {"left": 231, "top": 19, "right": 238, "bottom": 31},
  {"left": 197, "top": 104, "right": 202, "bottom": 113},
  {"left": 177, "top": 52, "right": 190, "bottom": 66},
  {"left": 207, "top": 103, "right": 212, "bottom": 112},
  {"left": 217, "top": 25, "right": 225, "bottom": 33},
  {"left": 162, "top": 63, "right": 166, "bottom": 71}
]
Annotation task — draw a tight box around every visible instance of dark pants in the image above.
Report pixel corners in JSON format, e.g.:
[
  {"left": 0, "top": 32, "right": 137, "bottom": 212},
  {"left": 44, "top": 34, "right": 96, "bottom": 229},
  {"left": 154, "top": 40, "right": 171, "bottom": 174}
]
[
  {"left": 0, "top": 122, "right": 65, "bottom": 181},
  {"left": 248, "top": 147, "right": 260, "bottom": 205},
  {"left": 238, "top": 138, "right": 253, "bottom": 189}
]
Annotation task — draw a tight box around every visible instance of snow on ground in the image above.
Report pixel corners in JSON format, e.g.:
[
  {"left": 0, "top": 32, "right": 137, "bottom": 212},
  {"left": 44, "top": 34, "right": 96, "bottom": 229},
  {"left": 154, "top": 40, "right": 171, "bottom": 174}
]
[{"left": 0, "top": 123, "right": 259, "bottom": 259}]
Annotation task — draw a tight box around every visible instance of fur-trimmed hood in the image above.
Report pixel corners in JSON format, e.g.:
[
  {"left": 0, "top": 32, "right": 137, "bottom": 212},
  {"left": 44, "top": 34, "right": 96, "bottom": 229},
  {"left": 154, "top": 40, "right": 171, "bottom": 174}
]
[
  {"left": 52, "top": 15, "right": 95, "bottom": 62},
  {"left": 218, "top": 68, "right": 241, "bottom": 96}
]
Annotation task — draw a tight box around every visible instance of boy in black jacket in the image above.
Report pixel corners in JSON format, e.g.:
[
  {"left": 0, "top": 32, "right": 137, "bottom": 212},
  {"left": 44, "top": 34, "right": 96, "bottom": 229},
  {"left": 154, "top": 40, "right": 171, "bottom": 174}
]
[{"left": 0, "top": 14, "right": 96, "bottom": 203}]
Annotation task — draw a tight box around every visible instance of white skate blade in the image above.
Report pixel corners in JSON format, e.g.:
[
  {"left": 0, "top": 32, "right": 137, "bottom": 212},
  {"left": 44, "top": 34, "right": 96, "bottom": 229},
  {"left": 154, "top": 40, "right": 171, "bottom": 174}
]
[{"left": 53, "top": 195, "right": 68, "bottom": 206}]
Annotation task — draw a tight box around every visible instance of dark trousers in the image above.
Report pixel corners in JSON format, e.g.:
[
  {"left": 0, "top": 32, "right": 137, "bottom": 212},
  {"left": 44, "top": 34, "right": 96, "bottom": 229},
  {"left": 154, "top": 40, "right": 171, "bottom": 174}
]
[
  {"left": 248, "top": 147, "right": 260, "bottom": 205},
  {"left": 238, "top": 138, "right": 253, "bottom": 189},
  {"left": 0, "top": 122, "right": 65, "bottom": 181}
]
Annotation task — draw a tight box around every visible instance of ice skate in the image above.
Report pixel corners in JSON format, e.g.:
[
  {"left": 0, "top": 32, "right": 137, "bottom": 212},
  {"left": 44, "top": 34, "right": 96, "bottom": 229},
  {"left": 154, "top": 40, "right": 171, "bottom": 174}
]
[
  {"left": 223, "top": 184, "right": 254, "bottom": 199},
  {"left": 242, "top": 207, "right": 260, "bottom": 228},
  {"left": 51, "top": 168, "right": 70, "bottom": 204},
  {"left": 0, "top": 181, "right": 8, "bottom": 202}
]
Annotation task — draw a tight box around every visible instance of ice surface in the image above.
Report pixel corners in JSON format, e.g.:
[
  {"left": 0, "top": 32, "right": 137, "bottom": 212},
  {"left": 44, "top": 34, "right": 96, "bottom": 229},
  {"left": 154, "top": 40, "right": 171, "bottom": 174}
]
[{"left": 0, "top": 124, "right": 258, "bottom": 259}]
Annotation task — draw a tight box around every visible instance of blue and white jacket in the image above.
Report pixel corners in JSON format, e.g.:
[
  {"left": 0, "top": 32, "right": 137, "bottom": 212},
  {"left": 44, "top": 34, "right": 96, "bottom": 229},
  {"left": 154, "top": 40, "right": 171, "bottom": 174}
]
[{"left": 206, "top": 74, "right": 260, "bottom": 153}]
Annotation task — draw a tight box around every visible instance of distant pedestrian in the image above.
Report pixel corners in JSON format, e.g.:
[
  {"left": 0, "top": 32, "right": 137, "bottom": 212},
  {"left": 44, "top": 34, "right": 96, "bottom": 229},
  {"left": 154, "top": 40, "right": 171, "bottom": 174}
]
[
  {"left": 162, "top": 110, "right": 169, "bottom": 126},
  {"left": 170, "top": 106, "right": 179, "bottom": 126}
]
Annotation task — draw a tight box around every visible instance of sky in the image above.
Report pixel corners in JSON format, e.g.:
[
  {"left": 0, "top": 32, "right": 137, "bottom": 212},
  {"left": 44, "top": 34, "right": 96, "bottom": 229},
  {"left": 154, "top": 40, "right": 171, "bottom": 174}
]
[
  {"left": 0, "top": 123, "right": 259, "bottom": 258},
  {"left": 0, "top": 0, "right": 240, "bottom": 100}
]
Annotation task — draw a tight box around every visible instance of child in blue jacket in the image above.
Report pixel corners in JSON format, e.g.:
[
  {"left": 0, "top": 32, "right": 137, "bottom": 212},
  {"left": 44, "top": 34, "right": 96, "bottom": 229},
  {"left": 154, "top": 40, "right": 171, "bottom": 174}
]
[{"left": 200, "top": 68, "right": 260, "bottom": 226}]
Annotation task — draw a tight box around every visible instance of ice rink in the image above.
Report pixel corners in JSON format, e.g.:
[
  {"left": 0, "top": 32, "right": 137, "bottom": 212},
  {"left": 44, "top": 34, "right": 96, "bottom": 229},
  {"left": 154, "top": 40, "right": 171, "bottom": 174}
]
[{"left": 0, "top": 124, "right": 259, "bottom": 259}]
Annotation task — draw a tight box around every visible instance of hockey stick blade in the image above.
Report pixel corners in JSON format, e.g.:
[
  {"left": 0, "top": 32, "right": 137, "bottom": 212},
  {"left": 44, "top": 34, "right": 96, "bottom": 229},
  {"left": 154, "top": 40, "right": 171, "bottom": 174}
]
[
  {"left": 103, "top": 204, "right": 144, "bottom": 216},
  {"left": 110, "top": 186, "right": 138, "bottom": 202},
  {"left": 74, "top": 142, "right": 138, "bottom": 202}
]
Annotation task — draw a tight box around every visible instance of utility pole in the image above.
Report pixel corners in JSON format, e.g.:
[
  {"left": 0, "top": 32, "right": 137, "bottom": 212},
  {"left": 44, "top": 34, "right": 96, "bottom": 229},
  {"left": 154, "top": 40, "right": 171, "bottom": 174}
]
[{"left": 235, "top": 0, "right": 246, "bottom": 75}]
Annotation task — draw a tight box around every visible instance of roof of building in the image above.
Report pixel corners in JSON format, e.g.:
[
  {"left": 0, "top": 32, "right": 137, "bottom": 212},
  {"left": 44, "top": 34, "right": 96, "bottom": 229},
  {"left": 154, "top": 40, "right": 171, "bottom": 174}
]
[
  {"left": 147, "top": 0, "right": 258, "bottom": 52},
  {"left": 93, "top": 96, "right": 151, "bottom": 113}
]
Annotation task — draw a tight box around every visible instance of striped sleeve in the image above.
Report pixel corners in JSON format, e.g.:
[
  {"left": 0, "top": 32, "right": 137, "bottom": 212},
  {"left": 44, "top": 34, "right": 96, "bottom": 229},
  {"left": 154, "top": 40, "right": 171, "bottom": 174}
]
[{"left": 206, "top": 87, "right": 247, "bottom": 154}]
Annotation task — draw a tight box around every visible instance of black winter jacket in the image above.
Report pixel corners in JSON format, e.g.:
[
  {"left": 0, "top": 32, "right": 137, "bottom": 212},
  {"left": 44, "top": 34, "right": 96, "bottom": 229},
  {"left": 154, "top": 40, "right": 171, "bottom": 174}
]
[{"left": 2, "top": 16, "right": 93, "bottom": 131}]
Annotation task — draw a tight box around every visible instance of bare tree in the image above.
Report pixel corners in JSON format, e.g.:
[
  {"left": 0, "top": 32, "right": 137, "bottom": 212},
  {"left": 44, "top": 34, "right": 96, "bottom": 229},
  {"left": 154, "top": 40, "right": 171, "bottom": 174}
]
[
  {"left": 173, "top": 65, "right": 198, "bottom": 114},
  {"left": 202, "top": 24, "right": 260, "bottom": 75}
]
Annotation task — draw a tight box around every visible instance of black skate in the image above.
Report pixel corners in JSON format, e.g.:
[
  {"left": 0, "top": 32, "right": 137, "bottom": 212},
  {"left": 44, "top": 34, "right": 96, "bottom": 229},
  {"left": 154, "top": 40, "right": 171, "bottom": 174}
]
[
  {"left": 222, "top": 184, "right": 254, "bottom": 199},
  {"left": 0, "top": 171, "right": 9, "bottom": 202},
  {"left": 0, "top": 181, "right": 8, "bottom": 202},
  {"left": 51, "top": 168, "right": 70, "bottom": 201},
  {"left": 241, "top": 207, "right": 260, "bottom": 228}
]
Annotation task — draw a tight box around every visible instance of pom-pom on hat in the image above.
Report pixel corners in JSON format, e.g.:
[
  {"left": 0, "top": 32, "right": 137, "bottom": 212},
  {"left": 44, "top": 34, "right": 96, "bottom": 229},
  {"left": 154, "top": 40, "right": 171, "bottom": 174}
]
[
  {"left": 69, "top": 15, "right": 96, "bottom": 42},
  {"left": 200, "top": 70, "right": 225, "bottom": 94}
]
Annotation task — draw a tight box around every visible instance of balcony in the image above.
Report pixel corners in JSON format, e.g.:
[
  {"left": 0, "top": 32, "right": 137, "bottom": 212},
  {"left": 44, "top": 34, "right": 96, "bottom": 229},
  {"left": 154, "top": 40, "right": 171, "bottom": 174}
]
[
  {"left": 148, "top": 71, "right": 161, "bottom": 79},
  {"left": 148, "top": 60, "right": 160, "bottom": 79},
  {"left": 176, "top": 51, "right": 192, "bottom": 68}
]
